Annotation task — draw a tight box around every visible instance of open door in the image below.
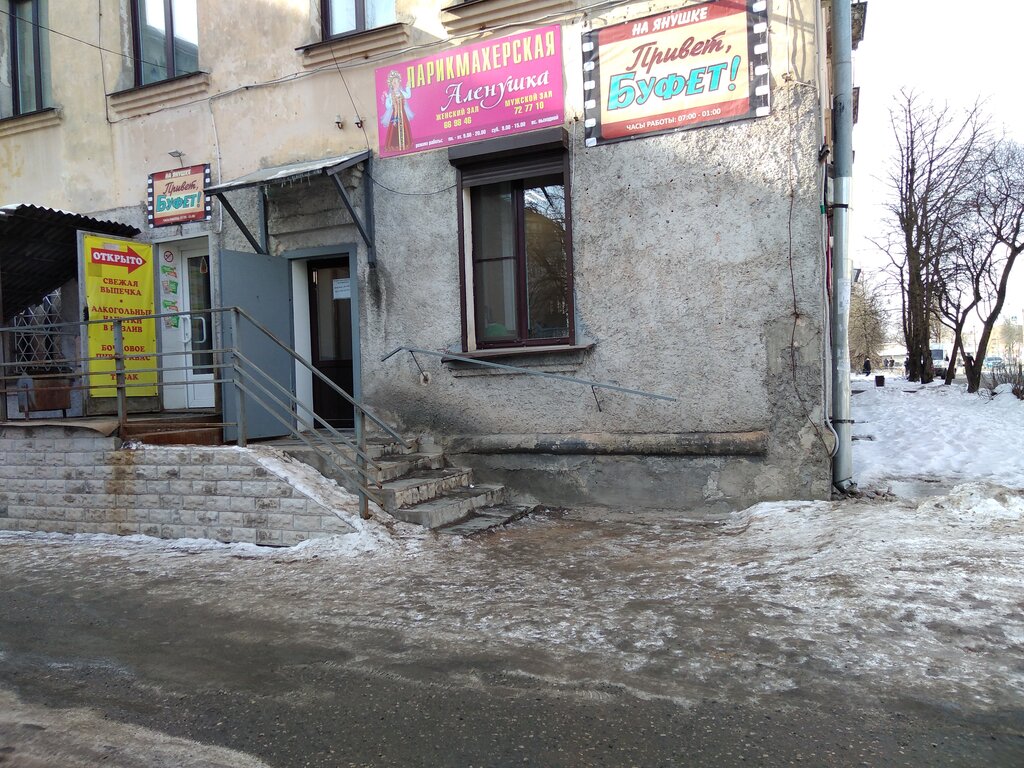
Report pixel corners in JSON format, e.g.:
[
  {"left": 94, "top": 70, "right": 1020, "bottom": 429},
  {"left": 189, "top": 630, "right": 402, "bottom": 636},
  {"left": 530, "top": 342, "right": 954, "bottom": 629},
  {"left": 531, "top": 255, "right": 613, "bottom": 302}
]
[
  {"left": 219, "top": 249, "right": 293, "bottom": 441},
  {"left": 308, "top": 258, "right": 354, "bottom": 428}
]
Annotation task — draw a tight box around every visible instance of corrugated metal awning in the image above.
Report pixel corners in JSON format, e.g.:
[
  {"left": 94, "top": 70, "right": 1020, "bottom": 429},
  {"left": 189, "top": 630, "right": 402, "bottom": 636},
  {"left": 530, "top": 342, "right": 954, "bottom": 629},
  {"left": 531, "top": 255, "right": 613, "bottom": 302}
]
[
  {"left": 205, "top": 151, "right": 370, "bottom": 195},
  {"left": 0, "top": 204, "right": 139, "bottom": 322}
]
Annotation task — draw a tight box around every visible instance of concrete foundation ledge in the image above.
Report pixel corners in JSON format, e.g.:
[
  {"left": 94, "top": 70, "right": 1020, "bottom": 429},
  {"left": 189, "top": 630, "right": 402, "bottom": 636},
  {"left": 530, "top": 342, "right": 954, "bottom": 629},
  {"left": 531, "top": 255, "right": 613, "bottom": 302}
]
[{"left": 444, "top": 431, "right": 768, "bottom": 457}]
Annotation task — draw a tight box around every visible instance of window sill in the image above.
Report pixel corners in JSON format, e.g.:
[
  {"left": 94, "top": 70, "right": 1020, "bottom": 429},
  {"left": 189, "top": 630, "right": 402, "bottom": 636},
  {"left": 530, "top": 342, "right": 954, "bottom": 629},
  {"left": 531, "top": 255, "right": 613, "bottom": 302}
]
[
  {"left": 0, "top": 107, "right": 62, "bottom": 138},
  {"left": 298, "top": 23, "right": 411, "bottom": 68},
  {"left": 107, "top": 72, "right": 211, "bottom": 119},
  {"left": 441, "top": 0, "right": 574, "bottom": 35},
  {"left": 443, "top": 342, "right": 593, "bottom": 363}
]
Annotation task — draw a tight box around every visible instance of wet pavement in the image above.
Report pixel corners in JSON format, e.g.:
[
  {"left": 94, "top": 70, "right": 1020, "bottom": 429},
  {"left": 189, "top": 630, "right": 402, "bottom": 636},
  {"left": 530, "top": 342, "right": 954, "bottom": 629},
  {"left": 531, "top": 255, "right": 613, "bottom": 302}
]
[{"left": 1, "top": 494, "right": 1023, "bottom": 766}]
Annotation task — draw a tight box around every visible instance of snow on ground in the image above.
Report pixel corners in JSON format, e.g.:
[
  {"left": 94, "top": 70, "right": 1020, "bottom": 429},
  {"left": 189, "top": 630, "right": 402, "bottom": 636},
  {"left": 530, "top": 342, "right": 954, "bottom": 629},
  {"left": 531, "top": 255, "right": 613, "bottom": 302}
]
[
  {"left": 244, "top": 445, "right": 409, "bottom": 554},
  {"left": 1, "top": 378, "right": 1022, "bottom": 711},
  {"left": 851, "top": 374, "right": 1024, "bottom": 490}
]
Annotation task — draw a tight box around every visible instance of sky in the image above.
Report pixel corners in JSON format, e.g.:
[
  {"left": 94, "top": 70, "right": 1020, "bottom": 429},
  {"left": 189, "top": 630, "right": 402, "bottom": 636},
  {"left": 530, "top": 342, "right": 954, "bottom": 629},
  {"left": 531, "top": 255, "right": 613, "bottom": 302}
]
[{"left": 849, "top": 0, "right": 1024, "bottom": 337}]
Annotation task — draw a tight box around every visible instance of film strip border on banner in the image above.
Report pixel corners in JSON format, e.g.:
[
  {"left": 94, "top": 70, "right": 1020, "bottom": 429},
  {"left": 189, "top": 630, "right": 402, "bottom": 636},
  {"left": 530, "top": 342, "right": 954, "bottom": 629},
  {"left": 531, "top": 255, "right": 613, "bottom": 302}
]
[
  {"left": 146, "top": 163, "right": 213, "bottom": 227},
  {"left": 749, "top": 0, "right": 771, "bottom": 116},
  {"left": 581, "top": 0, "right": 771, "bottom": 148}
]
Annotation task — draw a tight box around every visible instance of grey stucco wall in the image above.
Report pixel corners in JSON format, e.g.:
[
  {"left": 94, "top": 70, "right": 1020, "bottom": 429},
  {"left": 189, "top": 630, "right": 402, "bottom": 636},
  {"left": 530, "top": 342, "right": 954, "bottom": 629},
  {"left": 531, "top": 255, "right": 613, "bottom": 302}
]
[
  {"left": 0, "top": 425, "right": 356, "bottom": 544},
  {"left": 247, "top": 84, "right": 833, "bottom": 512},
  {"left": 352, "top": 83, "right": 832, "bottom": 510}
]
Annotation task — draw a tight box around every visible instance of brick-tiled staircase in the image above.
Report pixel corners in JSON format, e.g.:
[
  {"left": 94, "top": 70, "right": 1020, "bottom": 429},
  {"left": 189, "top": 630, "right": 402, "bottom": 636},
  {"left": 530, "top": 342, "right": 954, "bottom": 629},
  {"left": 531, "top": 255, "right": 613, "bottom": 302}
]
[{"left": 279, "top": 434, "right": 530, "bottom": 533}]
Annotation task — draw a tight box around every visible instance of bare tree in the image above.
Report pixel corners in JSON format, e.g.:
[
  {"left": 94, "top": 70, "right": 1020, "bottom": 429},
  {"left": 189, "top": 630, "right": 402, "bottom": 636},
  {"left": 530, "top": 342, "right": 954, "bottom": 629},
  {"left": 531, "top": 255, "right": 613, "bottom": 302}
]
[
  {"left": 848, "top": 278, "right": 889, "bottom": 368},
  {"left": 995, "top": 315, "right": 1023, "bottom": 362},
  {"left": 933, "top": 227, "right": 986, "bottom": 384},
  {"left": 879, "top": 92, "right": 990, "bottom": 383},
  {"left": 958, "top": 141, "right": 1024, "bottom": 391}
]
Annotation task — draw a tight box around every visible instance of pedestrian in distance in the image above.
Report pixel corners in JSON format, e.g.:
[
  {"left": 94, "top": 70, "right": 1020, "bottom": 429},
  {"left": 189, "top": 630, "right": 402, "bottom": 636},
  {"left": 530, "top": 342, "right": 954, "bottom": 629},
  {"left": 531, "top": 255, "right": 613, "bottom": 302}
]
[{"left": 863, "top": 357, "right": 872, "bottom": 376}]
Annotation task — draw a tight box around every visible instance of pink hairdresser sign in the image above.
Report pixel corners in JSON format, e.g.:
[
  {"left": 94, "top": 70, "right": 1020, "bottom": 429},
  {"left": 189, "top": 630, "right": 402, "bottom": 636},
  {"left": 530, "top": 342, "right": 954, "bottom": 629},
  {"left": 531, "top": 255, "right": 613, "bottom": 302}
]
[{"left": 375, "top": 26, "right": 564, "bottom": 157}]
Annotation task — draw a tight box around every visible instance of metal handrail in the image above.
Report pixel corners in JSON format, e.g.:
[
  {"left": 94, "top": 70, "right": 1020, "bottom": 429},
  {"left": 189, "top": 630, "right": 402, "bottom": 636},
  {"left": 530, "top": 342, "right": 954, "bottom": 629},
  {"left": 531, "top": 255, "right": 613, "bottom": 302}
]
[
  {"left": 230, "top": 348, "right": 382, "bottom": 477},
  {"left": 231, "top": 376, "right": 383, "bottom": 507},
  {"left": 0, "top": 306, "right": 408, "bottom": 520},
  {"left": 381, "top": 346, "right": 677, "bottom": 402},
  {"left": 232, "top": 306, "right": 410, "bottom": 448}
]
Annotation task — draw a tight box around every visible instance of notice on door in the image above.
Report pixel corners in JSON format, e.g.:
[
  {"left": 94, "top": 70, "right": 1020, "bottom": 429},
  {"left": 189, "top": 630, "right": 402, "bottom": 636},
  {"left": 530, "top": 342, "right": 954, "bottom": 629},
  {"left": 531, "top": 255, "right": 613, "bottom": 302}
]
[
  {"left": 332, "top": 278, "right": 351, "bottom": 300},
  {"left": 82, "top": 234, "right": 158, "bottom": 397}
]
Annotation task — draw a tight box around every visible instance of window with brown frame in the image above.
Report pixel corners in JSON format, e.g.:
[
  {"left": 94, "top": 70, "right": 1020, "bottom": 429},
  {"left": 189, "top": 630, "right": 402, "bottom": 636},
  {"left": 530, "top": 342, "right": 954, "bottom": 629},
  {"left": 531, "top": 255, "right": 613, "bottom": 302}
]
[
  {"left": 321, "top": 0, "right": 395, "bottom": 38},
  {"left": 130, "top": 0, "right": 199, "bottom": 87},
  {"left": 453, "top": 135, "right": 574, "bottom": 350},
  {"left": 1, "top": 0, "right": 51, "bottom": 118}
]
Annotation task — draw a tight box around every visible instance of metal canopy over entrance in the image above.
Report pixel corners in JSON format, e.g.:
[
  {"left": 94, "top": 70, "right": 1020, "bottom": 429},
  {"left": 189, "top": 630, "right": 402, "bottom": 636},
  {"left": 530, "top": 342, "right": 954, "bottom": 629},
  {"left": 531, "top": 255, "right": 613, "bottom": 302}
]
[
  {"left": 206, "top": 151, "right": 376, "bottom": 263},
  {"left": 0, "top": 205, "right": 139, "bottom": 323}
]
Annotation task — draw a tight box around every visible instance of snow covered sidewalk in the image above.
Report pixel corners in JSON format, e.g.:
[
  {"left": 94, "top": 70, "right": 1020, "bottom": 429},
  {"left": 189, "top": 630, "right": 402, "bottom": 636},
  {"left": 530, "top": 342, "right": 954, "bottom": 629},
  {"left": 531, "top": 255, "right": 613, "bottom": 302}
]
[{"left": 851, "top": 375, "right": 1024, "bottom": 490}]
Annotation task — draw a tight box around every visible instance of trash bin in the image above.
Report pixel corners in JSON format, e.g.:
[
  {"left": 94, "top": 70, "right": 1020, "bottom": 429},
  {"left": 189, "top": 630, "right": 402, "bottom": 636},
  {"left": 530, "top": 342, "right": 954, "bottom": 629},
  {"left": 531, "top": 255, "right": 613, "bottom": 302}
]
[{"left": 875, "top": 375, "right": 885, "bottom": 387}]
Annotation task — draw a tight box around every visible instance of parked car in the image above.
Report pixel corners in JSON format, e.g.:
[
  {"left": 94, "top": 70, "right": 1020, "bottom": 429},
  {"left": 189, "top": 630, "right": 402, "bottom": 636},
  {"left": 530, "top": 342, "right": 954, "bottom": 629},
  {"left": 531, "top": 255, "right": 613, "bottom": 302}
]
[{"left": 984, "top": 356, "right": 1005, "bottom": 370}]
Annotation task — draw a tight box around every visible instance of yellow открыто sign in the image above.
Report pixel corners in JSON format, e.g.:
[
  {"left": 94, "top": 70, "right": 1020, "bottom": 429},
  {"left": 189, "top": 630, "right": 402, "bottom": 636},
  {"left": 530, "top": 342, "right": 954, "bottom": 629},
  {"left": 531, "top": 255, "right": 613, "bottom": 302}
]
[{"left": 83, "top": 234, "right": 157, "bottom": 397}]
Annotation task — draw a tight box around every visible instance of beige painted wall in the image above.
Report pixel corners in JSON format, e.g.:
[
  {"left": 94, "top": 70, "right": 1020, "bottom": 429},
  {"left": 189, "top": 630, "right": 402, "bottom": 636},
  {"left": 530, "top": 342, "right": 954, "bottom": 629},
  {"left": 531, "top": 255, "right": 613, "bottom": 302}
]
[{"left": 1, "top": 0, "right": 825, "bottom": 214}]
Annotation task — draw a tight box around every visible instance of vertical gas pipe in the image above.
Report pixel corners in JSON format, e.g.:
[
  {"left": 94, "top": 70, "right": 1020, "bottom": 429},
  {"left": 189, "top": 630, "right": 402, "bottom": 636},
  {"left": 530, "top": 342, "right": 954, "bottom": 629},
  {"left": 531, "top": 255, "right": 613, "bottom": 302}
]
[{"left": 830, "top": 0, "right": 855, "bottom": 490}]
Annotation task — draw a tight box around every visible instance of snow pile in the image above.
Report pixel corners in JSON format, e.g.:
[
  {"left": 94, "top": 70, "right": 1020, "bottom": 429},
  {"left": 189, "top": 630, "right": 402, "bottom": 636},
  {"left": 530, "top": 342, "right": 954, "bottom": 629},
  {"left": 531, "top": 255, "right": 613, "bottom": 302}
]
[
  {"left": 706, "top": 485, "right": 1024, "bottom": 704},
  {"left": 851, "top": 376, "right": 1024, "bottom": 489},
  {"left": 243, "top": 445, "right": 386, "bottom": 535}
]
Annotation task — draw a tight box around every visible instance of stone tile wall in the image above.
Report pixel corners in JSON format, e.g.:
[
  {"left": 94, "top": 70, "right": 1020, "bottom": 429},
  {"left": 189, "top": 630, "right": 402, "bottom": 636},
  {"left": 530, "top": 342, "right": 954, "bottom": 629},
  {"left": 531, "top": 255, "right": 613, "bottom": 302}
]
[{"left": 0, "top": 426, "right": 355, "bottom": 546}]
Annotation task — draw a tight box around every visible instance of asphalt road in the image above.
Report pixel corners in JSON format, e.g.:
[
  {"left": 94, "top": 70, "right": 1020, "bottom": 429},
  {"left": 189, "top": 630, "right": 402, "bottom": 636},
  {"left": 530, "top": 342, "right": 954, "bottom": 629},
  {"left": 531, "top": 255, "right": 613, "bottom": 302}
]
[{"left": 1, "top": 511, "right": 1022, "bottom": 767}]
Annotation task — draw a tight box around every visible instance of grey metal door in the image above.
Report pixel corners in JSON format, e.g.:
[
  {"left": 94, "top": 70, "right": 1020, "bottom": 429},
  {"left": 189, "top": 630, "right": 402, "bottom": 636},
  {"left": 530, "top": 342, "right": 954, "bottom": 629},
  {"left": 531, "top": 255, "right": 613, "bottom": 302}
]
[{"left": 219, "top": 249, "right": 294, "bottom": 441}]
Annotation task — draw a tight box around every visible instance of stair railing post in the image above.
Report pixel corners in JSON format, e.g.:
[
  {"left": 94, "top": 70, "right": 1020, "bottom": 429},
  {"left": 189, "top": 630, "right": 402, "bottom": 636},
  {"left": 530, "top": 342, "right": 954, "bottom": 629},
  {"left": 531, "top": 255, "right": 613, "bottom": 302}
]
[
  {"left": 230, "top": 308, "right": 247, "bottom": 447},
  {"left": 113, "top": 319, "right": 127, "bottom": 433},
  {"left": 354, "top": 407, "right": 369, "bottom": 520}
]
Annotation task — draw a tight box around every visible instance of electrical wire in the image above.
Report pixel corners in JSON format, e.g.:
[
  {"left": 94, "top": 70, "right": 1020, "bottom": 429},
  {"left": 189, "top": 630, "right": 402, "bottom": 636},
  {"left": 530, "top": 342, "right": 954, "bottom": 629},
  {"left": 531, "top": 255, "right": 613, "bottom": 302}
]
[
  {"left": 96, "top": 0, "right": 113, "bottom": 125},
  {"left": 0, "top": 5, "right": 163, "bottom": 72},
  {"left": 368, "top": 174, "right": 454, "bottom": 196},
  {"left": 781, "top": 71, "right": 832, "bottom": 458}
]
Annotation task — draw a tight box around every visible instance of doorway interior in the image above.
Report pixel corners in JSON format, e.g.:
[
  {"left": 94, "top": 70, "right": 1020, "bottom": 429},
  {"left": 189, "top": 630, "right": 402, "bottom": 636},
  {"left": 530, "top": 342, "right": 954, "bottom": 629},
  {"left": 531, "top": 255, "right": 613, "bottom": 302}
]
[{"left": 307, "top": 257, "right": 354, "bottom": 429}]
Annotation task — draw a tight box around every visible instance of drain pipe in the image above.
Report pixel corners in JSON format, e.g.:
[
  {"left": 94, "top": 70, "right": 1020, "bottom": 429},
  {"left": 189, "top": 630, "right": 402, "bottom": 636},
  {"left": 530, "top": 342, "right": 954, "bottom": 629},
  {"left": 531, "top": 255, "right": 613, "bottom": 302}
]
[{"left": 830, "top": 0, "right": 855, "bottom": 491}]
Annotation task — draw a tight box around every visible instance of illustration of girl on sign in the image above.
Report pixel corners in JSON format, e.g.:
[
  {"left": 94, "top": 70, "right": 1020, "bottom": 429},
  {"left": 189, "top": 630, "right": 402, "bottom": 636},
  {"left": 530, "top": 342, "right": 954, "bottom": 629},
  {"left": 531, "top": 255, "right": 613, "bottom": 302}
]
[{"left": 381, "top": 70, "right": 414, "bottom": 153}]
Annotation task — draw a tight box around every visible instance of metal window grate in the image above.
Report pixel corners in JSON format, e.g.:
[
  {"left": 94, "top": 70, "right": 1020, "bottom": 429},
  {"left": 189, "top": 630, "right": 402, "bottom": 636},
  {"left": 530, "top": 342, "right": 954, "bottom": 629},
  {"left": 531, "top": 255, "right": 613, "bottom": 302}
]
[{"left": 11, "top": 290, "right": 69, "bottom": 375}]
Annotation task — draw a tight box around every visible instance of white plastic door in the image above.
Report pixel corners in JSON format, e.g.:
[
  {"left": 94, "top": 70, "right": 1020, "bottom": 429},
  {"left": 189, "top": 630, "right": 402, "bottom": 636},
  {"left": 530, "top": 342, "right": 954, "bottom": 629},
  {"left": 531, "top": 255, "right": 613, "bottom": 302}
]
[
  {"left": 157, "top": 240, "right": 215, "bottom": 410},
  {"left": 181, "top": 246, "right": 215, "bottom": 408}
]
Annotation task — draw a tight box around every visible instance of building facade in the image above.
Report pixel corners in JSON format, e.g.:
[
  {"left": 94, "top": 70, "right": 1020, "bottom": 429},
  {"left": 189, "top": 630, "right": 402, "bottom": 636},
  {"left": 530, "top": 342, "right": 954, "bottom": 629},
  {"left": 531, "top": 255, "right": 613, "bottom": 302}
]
[{"left": 0, "top": 0, "right": 844, "bottom": 513}]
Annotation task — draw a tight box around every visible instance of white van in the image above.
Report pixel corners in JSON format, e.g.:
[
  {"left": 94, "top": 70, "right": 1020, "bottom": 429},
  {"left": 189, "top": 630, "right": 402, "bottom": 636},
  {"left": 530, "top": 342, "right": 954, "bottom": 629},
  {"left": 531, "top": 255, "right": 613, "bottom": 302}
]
[{"left": 931, "top": 347, "right": 954, "bottom": 377}]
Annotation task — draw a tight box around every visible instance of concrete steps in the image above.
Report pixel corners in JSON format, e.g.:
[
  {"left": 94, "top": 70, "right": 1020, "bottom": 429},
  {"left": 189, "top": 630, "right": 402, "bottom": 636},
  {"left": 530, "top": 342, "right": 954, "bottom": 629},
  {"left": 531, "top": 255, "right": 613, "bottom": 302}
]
[
  {"left": 435, "top": 503, "right": 536, "bottom": 536},
  {"left": 379, "top": 467, "right": 475, "bottom": 512},
  {"left": 280, "top": 432, "right": 517, "bottom": 531},
  {"left": 391, "top": 484, "right": 508, "bottom": 528},
  {"left": 370, "top": 451, "right": 446, "bottom": 483}
]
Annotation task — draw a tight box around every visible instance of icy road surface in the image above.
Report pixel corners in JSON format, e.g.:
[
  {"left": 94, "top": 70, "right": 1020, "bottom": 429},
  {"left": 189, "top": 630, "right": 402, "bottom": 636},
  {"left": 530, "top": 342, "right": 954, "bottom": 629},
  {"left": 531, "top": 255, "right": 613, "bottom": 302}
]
[
  {"left": 0, "top": 378, "right": 1022, "bottom": 765},
  {"left": 2, "top": 485, "right": 1022, "bottom": 714}
]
